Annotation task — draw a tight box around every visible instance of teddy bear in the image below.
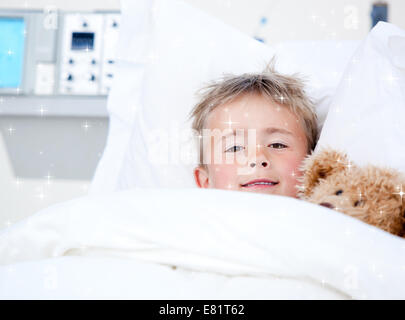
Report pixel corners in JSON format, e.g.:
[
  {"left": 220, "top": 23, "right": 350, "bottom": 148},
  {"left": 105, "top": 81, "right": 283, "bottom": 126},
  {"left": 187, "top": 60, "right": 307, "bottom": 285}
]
[{"left": 297, "top": 147, "right": 405, "bottom": 238}]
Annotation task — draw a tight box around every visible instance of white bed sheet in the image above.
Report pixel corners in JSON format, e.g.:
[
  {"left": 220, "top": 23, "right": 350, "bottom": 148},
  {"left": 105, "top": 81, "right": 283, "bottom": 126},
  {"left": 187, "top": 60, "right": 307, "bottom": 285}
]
[
  {"left": 0, "top": 256, "right": 345, "bottom": 299},
  {"left": 1, "top": 188, "right": 404, "bottom": 299}
]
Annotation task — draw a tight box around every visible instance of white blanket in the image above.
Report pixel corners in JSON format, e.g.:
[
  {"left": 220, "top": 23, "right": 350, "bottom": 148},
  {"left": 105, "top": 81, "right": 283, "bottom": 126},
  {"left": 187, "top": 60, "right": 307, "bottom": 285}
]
[{"left": 1, "top": 188, "right": 404, "bottom": 299}]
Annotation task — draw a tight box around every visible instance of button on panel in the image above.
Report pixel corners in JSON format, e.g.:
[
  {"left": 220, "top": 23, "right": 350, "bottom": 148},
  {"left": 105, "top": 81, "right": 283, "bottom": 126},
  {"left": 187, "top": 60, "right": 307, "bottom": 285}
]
[{"left": 58, "top": 13, "right": 120, "bottom": 96}]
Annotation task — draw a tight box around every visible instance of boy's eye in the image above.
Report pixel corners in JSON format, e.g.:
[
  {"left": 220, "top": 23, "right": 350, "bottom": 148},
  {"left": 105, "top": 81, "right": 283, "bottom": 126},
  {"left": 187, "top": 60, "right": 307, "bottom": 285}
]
[
  {"left": 225, "top": 145, "right": 244, "bottom": 153},
  {"left": 269, "top": 143, "right": 287, "bottom": 149},
  {"left": 335, "top": 189, "right": 343, "bottom": 195}
]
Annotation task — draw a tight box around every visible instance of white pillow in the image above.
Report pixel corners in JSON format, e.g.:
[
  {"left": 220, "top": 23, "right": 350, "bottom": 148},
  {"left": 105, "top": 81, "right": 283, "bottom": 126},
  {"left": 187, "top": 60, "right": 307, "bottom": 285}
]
[
  {"left": 90, "top": 0, "right": 153, "bottom": 194},
  {"left": 274, "top": 40, "right": 360, "bottom": 131},
  {"left": 91, "top": 0, "right": 360, "bottom": 192},
  {"left": 316, "top": 22, "right": 405, "bottom": 172}
]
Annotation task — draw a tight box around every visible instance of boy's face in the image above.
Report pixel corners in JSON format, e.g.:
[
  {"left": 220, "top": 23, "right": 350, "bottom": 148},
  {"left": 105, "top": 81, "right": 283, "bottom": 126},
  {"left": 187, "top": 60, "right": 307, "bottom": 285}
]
[{"left": 194, "top": 93, "right": 308, "bottom": 198}]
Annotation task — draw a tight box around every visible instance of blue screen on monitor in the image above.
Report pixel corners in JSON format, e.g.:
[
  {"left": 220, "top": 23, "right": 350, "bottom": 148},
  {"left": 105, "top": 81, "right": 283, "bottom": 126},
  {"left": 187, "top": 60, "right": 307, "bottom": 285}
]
[{"left": 0, "top": 17, "right": 25, "bottom": 89}]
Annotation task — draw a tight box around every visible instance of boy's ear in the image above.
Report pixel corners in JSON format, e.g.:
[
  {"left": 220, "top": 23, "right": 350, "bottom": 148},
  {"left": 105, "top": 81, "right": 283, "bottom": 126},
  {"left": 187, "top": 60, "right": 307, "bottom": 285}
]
[
  {"left": 194, "top": 166, "right": 210, "bottom": 188},
  {"left": 297, "top": 147, "right": 349, "bottom": 198}
]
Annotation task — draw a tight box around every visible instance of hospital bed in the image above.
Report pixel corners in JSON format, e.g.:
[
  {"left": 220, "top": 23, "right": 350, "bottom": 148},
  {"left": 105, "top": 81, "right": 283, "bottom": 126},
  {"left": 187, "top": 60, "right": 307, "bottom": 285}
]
[{"left": 1, "top": 0, "right": 405, "bottom": 299}]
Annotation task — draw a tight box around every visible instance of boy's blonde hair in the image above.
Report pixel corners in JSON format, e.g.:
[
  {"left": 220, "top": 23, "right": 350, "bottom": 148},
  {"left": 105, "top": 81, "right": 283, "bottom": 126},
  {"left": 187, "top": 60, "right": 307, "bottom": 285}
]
[{"left": 189, "top": 61, "right": 319, "bottom": 166}]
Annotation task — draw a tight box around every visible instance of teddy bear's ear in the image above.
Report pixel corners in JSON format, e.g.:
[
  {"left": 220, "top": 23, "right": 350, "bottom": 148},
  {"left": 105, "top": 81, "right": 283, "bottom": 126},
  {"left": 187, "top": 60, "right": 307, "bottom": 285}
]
[{"left": 297, "top": 147, "right": 350, "bottom": 198}]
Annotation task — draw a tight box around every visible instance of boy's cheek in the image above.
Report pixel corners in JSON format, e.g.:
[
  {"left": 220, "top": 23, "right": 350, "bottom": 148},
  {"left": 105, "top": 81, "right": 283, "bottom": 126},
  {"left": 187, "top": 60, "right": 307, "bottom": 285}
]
[
  {"left": 281, "top": 157, "right": 306, "bottom": 194},
  {"left": 209, "top": 164, "right": 240, "bottom": 189}
]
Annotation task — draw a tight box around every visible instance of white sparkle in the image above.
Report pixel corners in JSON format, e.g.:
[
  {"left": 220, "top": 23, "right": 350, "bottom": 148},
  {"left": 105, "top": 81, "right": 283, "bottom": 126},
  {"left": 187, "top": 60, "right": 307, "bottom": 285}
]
[
  {"left": 346, "top": 160, "right": 353, "bottom": 171},
  {"left": 393, "top": 185, "right": 405, "bottom": 201},
  {"left": 222, "top": 118, "right": 238, "bottom": 128},
  {"left": 7, "top": 49, "right": 13, "bottom": 56},
  {"left": 384, "top": 73, "right": 398, "bottom": 86},
  {"left": 344, "top": 75, "right": 353, "bottom": 86},
  {"left": 38, "top": 105, "right": 47, "bottom": 116},
  {"left": 147, "top": 52, "right": 159, "bottom": 64},
  {"left": 37, "top": 191, "right": 46, "bottom": 200},
  {"left": 82, "top": 121, "right": 91, "bottom": 131},
  {"left": 7, "top": 126, "right": 16, "bottom": 135},
  {"left": 4, "top": 220, "right": 12, "bottom": 228},
  {"left": 44, "top": 173, "right": 53, "bottom": 184},
  {"left": 6, "top": 266, "right": 15, "bottom": 274},
  {"left": 310, "top": 14, "right": 319, "bottom": 22}
]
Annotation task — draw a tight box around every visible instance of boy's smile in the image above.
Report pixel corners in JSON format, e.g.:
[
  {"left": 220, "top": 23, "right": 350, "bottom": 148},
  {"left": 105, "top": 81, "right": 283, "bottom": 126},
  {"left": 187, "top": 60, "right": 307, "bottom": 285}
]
[{"left": 194, "top": 92, "right": 308, "bottom": 198}]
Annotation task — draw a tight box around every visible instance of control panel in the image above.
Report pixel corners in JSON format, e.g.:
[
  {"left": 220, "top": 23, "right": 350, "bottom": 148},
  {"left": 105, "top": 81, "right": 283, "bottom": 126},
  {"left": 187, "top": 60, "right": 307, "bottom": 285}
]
[
  {"left": 0, "top": 10, "right": 120, "bottom": 97},
  {"left": 58, "top": 13, "right": 120, "bottom": 95}
]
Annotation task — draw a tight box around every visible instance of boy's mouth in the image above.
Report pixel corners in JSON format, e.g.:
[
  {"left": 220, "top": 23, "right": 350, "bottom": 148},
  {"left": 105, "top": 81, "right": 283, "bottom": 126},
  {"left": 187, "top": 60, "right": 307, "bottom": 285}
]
[{"left": 241, "top": 178, "right": 279, "bottom": 188}]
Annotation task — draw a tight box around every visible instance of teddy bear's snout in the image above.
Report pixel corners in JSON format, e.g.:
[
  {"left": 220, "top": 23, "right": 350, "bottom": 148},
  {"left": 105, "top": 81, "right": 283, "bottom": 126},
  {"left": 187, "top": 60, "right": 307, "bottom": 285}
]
[{"left": 319, "top": 202, "right": 334, "bottom": 210}]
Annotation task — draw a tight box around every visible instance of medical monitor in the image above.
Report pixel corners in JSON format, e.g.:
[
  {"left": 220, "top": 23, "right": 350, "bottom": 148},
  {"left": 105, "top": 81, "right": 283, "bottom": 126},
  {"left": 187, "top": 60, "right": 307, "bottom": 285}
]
[{"left": 0, "top": 17, "right": 25, "bottom": 91}]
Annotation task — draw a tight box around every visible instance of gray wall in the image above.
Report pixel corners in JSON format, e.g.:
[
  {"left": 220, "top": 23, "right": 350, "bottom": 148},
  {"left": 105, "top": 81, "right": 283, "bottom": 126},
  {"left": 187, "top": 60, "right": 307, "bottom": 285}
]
[{"left": 0, "top": 115, "right": 108, "bottom": 180}]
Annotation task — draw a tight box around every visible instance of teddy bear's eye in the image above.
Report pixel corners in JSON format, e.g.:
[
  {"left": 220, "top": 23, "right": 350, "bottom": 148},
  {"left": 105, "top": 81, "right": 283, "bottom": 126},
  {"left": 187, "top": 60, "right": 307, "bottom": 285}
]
[
  {"left": 354, "top": 200, "right": 362, "bottom": 207},
  {"left": 335, "top": 189, "right": 343, "bottom": 196}
]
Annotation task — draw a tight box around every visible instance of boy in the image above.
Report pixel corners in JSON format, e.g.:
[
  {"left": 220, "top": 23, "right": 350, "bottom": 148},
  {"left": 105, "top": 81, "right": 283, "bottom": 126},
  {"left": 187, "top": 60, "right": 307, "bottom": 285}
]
[{"left": 189, "top": 63, "right": 319, "bottom": 198}]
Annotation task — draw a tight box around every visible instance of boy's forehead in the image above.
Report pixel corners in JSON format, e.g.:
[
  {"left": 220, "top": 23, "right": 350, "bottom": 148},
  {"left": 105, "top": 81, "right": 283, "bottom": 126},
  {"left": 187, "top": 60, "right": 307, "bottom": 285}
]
[{"left": 205, "top": 96, "right": 298, "bottom": 131}]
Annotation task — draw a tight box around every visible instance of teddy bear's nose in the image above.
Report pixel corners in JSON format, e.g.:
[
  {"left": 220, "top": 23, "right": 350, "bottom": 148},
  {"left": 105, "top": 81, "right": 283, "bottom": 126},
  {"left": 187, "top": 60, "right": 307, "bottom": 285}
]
[{"left": 319, "top": 202, "right": 334, "bottom": 209}]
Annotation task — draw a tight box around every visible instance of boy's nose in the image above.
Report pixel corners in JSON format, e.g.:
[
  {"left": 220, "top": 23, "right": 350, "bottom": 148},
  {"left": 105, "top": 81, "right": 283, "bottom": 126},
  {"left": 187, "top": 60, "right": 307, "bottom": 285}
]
[
  {"left": 250, "top": 161, "right": 269, "bottom": 168},
  {"left": 256, "top": 145, "right": 271, "bottom": 167}
]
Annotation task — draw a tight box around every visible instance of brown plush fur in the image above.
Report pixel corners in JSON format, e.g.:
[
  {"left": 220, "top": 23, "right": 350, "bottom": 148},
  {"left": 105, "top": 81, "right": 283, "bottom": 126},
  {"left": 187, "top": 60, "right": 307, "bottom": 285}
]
[{"left": 297, "top": 148, "right": 405, "bottom": 237}]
